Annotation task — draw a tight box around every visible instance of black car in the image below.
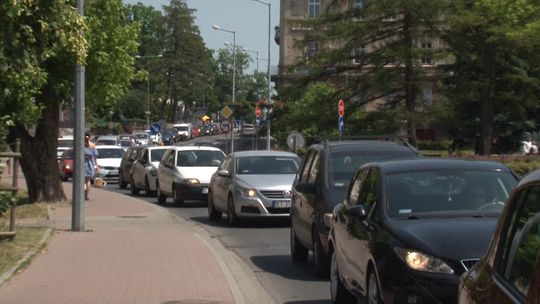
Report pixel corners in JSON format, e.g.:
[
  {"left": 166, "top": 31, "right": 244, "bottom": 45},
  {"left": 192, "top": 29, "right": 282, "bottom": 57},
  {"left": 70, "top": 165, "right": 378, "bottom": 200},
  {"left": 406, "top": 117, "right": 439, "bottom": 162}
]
[
  {"left": 329, "top": 159, "right": 518, "bottom": 304},
  {"left": 290, "top": 140, "right": 420, "bottom": 277},
  {"left": 161, "top": 130, "right": 174, "bottom": 145},
  {"left": 458, "top": 169, "right": 540, "bottom": 304}
]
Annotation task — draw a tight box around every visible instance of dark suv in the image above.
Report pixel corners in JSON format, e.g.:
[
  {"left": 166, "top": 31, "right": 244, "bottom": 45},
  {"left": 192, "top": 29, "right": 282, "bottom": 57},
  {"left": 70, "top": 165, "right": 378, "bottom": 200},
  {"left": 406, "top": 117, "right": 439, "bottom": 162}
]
[{"left": 290, "top": 140, "right": 419, "bottom": 277}]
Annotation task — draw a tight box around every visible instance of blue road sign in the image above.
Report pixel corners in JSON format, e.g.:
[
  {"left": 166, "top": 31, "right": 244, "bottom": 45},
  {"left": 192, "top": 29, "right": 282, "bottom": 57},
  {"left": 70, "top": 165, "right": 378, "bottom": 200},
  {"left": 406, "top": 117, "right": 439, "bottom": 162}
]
[
  {"left": 338, "top": 116, "right": 344, "bottom": 135},
  {"left": 150, "top": 122, "right": 160, "bottom": 134}
]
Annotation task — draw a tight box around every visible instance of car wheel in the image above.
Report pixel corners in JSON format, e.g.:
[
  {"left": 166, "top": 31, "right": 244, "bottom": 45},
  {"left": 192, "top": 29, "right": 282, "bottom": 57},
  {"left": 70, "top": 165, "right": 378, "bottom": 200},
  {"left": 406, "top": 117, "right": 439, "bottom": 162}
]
[
  {"left": 290, "top": 221, "right": 308, "bottom": 262},
  {"left": 118, "top": 171, "right": 127, "bottom": 189},
  {"left": 208, "top": 190, "right": 222, "bottom": 221},
  {"left": 130, "top": 177, "right": 140, "bottom": 196},
  {"left": 172, "top": 183, "right": 183, "bottom": 205},
  {"left": 61, "top": 172, "right": 68, "bottom": 182},
  {"left": 145, "top": 177, "right": 156, "bottom": 197},
  {"left": 227, "top": 195, "right": 240, "bottom": 226},
  {"left": 157, "top": 180, "right": 166, "bottom": 205},
  {"left": 313, "top": 230, "right": 330, "bottom": 278},
  {"left": 330, "top": 250, "right": 355, "bottom": 304},
  {"left": 367, "top": 270, "right": 382, "bottom": 304}
]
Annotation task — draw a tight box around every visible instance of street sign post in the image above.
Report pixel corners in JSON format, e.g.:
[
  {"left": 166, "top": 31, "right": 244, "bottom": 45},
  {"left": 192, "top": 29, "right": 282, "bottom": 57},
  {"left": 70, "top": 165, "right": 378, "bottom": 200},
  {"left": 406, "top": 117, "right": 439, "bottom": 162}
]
[
  {"left": 220, "top": 119, "right": 232, "bottom": 133},
  {"left": 338, "top": 99, "right": 345, "bottom": 117},
  {"left": 150, "top": 122, "right": 160, "bottom": 134},
  {"left": 221, "top": 105, "right": 233, "bottom": 119},
  {"left": 255, "top": 106, "right": 261, "bottom": 118},
  {"left": 338, "top": 116, "right": 345, "bottom": 136}
]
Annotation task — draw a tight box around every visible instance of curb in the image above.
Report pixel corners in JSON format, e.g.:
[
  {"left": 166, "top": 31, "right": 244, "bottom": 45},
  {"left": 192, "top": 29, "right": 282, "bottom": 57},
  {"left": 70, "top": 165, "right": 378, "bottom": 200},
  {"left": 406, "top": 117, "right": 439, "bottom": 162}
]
[{"left": 0, "top": 227, "right": 52, "bottom": 287}]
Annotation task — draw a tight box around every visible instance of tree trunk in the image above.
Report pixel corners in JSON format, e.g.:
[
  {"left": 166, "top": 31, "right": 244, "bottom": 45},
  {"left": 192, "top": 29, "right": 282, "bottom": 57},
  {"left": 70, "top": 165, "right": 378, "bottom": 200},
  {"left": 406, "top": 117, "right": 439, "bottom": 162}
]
[
  {"left": 8, "top": 100, "right": 66, "bottom": 203},
  {"left": 479, "top": 45, "right": 496, "bottom": 156},
  {"left": 403, "top": 12, "right": 418, "bottom": 147}
]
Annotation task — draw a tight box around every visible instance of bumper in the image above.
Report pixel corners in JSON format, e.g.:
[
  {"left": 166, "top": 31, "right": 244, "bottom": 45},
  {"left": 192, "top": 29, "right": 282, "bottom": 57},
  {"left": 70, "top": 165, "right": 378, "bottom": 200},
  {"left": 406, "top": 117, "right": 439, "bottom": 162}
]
[
  {"left": 381, "top": 266, "right": 459, "bottom": 304},
  {"left": 98, "top": 168, "right": 119, "bottom": 181},
  {"left": 147, "top": 174, "right": 158, "bottom": 191},
  {"left": 233, "top": 194, "right": 291, "bottom": 218},
  {"left": 173, "top": 183, "right": 209, "bottom": 201}
]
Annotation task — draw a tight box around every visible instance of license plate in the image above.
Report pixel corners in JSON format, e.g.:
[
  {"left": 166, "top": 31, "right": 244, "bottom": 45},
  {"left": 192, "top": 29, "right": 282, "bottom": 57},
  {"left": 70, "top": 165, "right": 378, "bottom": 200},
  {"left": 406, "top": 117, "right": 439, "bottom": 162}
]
[
  {"left": 201, "top": 187, "right": 208, "bottom": 194},
  {"left": 272, "top": 200, "right": 291, "bottom": 208},
  {"left": 110, "top": 170, "right": 118, "bottom": 176}
]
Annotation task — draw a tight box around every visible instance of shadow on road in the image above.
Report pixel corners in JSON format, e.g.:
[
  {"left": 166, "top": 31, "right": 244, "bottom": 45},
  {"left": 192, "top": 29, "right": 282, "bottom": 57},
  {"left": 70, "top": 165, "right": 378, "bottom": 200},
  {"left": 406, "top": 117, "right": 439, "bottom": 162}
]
[
  {"left": 250, "top": 254, "right": 329, "bottom": 282},
  {"left": 167, "top": 201, "right": 207, "bottom": 208},
  {"left": 190, "top": 216, "right": 290, "bottom": 229}
]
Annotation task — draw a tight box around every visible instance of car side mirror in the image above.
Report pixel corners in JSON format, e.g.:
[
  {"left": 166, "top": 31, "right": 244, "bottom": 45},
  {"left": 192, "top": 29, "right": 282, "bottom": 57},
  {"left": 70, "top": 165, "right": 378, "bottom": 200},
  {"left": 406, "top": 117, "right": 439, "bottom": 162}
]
[
  {"left": 217, "top": 169, "right": 231, "bottom": 177},
  {"left": 294, "top": 182, "right": 317, "bottom": 194},
  {"left": 344, "top": 205, "right": 367, "bottom": 219}
]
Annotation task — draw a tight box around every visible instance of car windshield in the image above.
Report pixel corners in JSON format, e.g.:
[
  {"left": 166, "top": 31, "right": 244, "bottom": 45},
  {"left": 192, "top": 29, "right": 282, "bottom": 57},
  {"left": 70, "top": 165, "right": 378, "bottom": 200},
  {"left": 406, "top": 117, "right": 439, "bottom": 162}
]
[
  {"left": 236, "top": 156, "right": 300, "bottom": 175},
  {"left": 62, "top": 149, "right": 74, "bottom": 159},
  {"left": 176, "top": 150, "right": 224, "bottom": 166},
  {"left": 120, "top": 140, "right": 132, "bottom": 147},
  {"left": 177, "top": 126, "right": 189, "bottom": 131},
  {"left": 386, "top": 169, "right": 518, "bottom": 218},
  {"left": 150, "top": 149, "right": 167, "bottom": 162},
  {"left": 96, "top": 148, "right": 125, "bottom": 159},
  {"left": 329, "top": 150, "right": 417, "bottom": 188},
  {"left": 135, "top": 134, "right": 148, "bottom": 139}
]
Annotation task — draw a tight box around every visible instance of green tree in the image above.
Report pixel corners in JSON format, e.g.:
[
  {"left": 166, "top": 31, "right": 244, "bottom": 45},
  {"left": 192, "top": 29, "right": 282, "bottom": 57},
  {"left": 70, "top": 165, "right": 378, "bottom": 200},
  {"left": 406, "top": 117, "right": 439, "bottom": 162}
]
[
  {"left": 1, "top": 0, "right": 139, "bottom": 202},
  {"left": 283, "top": 0, "right": 447, "bottom": 146},
  {"left": 442, "top": 0, "right": 540, "bottom": 155},
  {"left": 161, "top": 0, "right": 213, "bottom": 123}
]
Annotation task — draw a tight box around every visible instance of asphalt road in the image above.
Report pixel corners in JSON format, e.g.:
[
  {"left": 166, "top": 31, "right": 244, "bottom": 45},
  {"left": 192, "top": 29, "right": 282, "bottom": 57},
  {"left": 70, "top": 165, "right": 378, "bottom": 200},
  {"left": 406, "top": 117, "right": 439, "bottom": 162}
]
[{"left": 106, "top": 188, "right": 331, "bottom": 303}]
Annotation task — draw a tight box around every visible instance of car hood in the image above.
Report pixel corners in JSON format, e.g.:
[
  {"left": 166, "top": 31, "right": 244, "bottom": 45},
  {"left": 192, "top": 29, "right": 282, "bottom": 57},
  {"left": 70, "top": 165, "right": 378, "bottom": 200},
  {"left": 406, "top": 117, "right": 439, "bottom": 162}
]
[
  {"left": 178, "top": 166, "right": 219, "bottom": 184},
  {"left": 236, "top": 174, "right": 296, "bottom": 190},
  {"left": 97, "top": 158, "right": 121, "bottom": 168},
  {"left": 386, "top": 216, "right": 499, "bottom": 261}
]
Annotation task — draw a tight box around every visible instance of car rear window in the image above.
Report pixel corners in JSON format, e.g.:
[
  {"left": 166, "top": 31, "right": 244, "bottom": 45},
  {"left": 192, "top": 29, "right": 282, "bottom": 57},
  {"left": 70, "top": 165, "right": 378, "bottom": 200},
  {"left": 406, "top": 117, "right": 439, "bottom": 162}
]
[
  {"left": 150, "top": 149, "right": 167, "bottom": 162},
  {"left": 96, "top": 148, "right": 125, "bottom": 159}
]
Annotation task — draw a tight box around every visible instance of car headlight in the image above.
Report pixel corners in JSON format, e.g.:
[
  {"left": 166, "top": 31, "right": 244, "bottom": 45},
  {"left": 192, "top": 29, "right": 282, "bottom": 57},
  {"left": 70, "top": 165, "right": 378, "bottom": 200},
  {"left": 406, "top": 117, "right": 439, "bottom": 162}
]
[
  {"left": 150, "top": 167, "right": 158, "bottom": 176},
  {"left": 183, "top": 178, "right": 200, "bottom": 184},
  {"left": 394, "top": 248, "right": 454, "bottom": 274},
  {"left": 65, "top": 165, "right": 71, "bottom": 170},
  {"left": 239, "top": 187, "right": 257, "bottom": 197}
]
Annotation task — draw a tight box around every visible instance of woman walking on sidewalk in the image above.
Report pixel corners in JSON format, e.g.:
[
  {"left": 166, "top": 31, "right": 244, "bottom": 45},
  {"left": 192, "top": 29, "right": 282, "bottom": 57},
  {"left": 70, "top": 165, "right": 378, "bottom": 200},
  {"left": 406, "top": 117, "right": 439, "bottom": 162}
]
[{"left": 84, "top": 133, "right": 98, "bottom": 200}]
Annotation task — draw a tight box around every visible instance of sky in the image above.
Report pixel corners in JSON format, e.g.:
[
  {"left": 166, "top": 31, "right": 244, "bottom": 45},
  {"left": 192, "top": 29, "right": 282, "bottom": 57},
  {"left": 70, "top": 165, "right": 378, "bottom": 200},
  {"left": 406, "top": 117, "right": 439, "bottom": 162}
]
[{"left": 124, "top": 0, "right": 280, "bottom": 73}]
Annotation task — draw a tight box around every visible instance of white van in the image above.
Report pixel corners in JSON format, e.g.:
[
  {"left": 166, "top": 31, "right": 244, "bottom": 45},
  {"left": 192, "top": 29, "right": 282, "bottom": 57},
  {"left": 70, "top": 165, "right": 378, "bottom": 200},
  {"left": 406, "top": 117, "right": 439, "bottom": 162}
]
[{"left": 172, "top": 123, "right": 193, "bottom": 141}]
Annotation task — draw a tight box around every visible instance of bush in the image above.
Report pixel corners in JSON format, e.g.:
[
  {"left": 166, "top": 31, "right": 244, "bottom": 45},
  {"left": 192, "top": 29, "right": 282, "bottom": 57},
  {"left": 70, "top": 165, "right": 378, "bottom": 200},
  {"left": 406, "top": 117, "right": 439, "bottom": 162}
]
[
  {"left": 417, "top": 140, "right": 452, "bottom": 151},
  {"left": 0, "top": 191, "right": 15, "bottom": 219}
]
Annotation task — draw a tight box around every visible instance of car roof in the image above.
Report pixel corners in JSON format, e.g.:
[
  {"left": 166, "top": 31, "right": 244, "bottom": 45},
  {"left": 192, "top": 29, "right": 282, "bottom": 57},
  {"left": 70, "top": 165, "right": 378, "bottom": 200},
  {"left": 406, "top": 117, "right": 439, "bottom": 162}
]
[
  {"left": 371, "top": 158, "right": 513, "bottom": 174},
  {"left": 95, "top": 145, "right": 125, "bottom": 149},
  {"left": 516, "top": 169, "right": 540, "bottom": 187},
  {"left": 231, "top": 150, "right": 299, "bottom": 157},
  {"left": 311, "top": 140, "right": 418, "bottom": 154},
  {"left": 167, "top": 146, "right": 224, "bottom": 152},
  {"left": 143, "top": 145, "right": 175, "bottom": 151}
]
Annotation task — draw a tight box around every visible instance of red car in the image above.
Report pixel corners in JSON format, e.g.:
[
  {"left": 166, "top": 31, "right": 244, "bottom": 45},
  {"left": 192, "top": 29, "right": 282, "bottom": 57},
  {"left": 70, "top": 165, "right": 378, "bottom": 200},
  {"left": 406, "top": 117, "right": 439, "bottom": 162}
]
[{"left": 58, "top": 148, "right": 74, "bottom": 181}]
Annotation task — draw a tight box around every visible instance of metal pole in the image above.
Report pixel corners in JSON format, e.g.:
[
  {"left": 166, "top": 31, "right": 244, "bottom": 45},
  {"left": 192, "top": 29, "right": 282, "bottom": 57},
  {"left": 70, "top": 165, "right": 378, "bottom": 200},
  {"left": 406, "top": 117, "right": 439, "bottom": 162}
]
[
  {"left": 146, "top": 59, "right": 150, "bottom": 130},
  {"left": 266, "top": 3, "right": 272, "bottom": 150},
  {"left": 231, "top": 31, "right": 236, "bottom": 153},
  {"left": 72, "top": 0, "right": 85, "bottom": 232},
  {"left": 9, "top": 140, "right": 20, "bottom": 232}
]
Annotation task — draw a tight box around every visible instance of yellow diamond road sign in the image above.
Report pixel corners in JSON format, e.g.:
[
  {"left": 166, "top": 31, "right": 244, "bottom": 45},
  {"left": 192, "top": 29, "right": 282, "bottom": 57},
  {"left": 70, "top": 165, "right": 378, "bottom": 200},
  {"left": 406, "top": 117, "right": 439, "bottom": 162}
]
[{"left": 221, "top": 105, "right": 233, "bottom": 119}]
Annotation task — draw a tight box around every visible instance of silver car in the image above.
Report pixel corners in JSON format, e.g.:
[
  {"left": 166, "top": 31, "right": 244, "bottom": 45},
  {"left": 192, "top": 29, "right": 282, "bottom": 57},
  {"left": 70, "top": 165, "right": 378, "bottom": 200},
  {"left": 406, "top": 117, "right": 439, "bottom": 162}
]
[
  {"left": 130, "top": 146, "right": 171, "bottom": 196},
  {"left": 207, "top": 150, "right": 301, "bottom": 226}
]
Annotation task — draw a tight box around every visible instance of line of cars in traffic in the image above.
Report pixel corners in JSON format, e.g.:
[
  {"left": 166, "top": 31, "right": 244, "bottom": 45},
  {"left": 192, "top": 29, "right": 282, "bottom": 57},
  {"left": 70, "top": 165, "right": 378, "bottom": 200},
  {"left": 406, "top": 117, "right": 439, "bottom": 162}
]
[{"left": 56, "top": 133, "right": 539, "bottom": 303}]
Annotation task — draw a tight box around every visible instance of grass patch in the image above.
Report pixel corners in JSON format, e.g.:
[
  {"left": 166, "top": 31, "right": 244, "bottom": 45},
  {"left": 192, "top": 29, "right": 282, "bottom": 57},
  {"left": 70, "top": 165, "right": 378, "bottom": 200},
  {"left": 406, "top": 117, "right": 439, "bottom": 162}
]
[{"left": 0, "top": 226, "right": 49, "bottom": 277}]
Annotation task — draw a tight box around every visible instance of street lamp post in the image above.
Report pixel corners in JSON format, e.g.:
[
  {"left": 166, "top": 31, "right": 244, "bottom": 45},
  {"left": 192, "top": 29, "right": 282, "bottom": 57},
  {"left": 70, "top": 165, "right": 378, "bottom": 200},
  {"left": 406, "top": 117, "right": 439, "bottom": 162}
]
[
  {"left": 135, "top": 54, "right": 163, "bottom": 130},
  {"left": 213, "top": 25, "right": 237, "bottom": 153},
  {"left": 250, "top": 0, "right": 272, "bottom": 150}
]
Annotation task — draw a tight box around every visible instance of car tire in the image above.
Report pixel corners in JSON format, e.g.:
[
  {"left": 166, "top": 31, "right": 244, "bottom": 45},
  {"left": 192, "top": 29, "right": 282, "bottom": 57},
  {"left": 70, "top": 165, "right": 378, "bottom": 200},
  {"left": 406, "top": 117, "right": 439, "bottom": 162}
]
[
  {"left": 61, "top": 172, "right": 68, "bottom": 182},
  {"left": 227, "top": 195, "right": 240, "bottom": 226},
  {"left": 157, "top": 180, "right": 166, "bottom": 205},
  {"left": 290, "top": 221, "right": 308, "bottom": 262},
  {"left": 172, "top": 183, "right": 183, "bottom": 205},
  {"left": 208, "top": 190, "right": 222, "bottom": 221},
  {"left": 313, "top": 230, "right": 330, "bottom": 278},
  {"left": 145, "top": 177, "right": 156, "bottom": 197},
  {"left": 130, "top": 178, "right": 140, "bottom": 196},
  {"left": 118, "top": 171, "right": 127, "bottom": 189},
  {"left": 367, "top": 270, "right": 382, "bottom": 304},
  {"left": 330, "top": 250, "right": 355, "bottom": 304}
]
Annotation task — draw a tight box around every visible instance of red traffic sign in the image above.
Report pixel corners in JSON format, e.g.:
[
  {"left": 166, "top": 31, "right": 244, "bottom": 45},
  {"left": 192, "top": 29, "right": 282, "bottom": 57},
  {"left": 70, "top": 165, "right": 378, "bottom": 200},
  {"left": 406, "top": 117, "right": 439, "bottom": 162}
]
[
  {"left": 220, "top": 119, "right": 232, "bottom": 133},
  {"left": 255, "top": 106, "right": 262, "bottom": 118},
  {"left": 338, "top": 99, "right": 345, "bottom": 117}
]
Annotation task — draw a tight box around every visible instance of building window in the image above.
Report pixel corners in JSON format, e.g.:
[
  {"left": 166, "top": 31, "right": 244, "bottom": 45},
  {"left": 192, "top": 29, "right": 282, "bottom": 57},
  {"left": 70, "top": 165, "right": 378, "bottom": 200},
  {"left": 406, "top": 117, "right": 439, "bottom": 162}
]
[
  {"left": 307, "top": 41, "right": 320, "bottom": 59},
  {"left": 422, "top": 85, "right": 433, "bottom": 106},
  {"left": 421, "top": 42, "right": 433, "bottom": 65},
  {"left": 353, "top": 46, "right": 366, "bottom": 64},
  {"left": 309, "top": 0, "right": 321, "bottom": 18}
]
